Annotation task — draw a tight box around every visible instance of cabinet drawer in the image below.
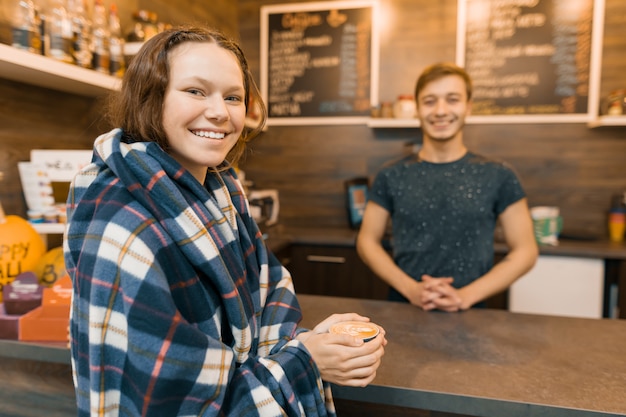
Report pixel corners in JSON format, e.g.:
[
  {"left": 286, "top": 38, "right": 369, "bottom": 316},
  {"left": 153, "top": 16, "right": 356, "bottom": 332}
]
[{"left": 287, "top": 244, "right": 389, "bottom": 300}]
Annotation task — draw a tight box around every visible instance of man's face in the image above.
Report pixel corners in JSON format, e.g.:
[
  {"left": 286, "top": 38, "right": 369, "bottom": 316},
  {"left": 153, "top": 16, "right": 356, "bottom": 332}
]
[{"left": 416, "top": 75, "right": 471, "bottom": 143}]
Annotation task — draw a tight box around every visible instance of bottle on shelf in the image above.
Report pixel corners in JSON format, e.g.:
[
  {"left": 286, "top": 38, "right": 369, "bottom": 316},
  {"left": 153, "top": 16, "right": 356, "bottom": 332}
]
[
  {"left": 126, "top": 9, "right": 158, "bottom": 43},
  {"left": 45, "top": 0, "right": 73, "bottom": 63},
  {"left": 90, "top": 0, "right": 110, "bottom": 74},
  {"left": 66, "top": 0, "right": 91, "bottom": 68},
  {"left": 606, "top": 90, "right": 626, "bottom": 116},
  {"left": 108, "top": 3, "right": 125, "bottom": 78},
  {"left": 10, "top": 0, "right": 41, "bottom": 54},
  {"left": 34, "top": 0, "right": 46, "bottom": 56}
]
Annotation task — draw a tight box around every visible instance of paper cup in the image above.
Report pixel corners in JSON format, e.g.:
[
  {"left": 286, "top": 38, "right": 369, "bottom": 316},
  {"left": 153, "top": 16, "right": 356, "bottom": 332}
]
[
  {"left": 329, "top": 321, "right": 380, "bottom": 342},
  {"left": 530, "top": 206, "right": 562, "bottom": 245},
  {"left": 530, "top": 206, "right": 560, "bottom": 220}
]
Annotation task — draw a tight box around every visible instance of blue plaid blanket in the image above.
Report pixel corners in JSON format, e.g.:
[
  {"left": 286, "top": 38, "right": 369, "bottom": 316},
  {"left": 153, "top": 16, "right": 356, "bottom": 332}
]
[{"left": 64, "top": 129, "right": 334, "bottom": 416}]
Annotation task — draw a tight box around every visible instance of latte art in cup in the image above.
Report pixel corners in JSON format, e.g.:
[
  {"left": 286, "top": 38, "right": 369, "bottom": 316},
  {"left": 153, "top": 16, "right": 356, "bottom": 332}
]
[{"left": 329, "top": 321, "right": 380, "bottom": 342}]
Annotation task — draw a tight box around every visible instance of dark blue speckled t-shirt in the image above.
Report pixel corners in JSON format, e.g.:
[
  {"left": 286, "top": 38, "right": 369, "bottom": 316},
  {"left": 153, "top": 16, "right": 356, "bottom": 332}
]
[{"left": 369, "top": 152, "right": 525, "bottom": 302}]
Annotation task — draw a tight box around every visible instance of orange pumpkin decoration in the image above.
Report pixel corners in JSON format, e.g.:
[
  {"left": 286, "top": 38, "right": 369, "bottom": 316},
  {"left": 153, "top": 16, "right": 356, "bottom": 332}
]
[
  {"left": 32, "top": 246, "right": 66, "bottom": 287},
  {"left": 0, "top": 205, "right": 46, "bottom": 302}
]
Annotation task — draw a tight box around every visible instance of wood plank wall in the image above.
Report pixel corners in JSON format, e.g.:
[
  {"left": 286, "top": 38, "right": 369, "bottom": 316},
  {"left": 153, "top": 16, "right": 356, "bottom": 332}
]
[
  {"left": 239, "top": 0, "right": 626, "bottom": 239},
  {"left": 0, "top": 1, "right": 625, "bottom": 241}
]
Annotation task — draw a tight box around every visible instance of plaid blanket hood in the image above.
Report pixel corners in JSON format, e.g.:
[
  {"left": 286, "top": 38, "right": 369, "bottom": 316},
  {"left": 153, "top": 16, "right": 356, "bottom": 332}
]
[{"left": 64, "top": 129, "right": 335, "bottom": 416}]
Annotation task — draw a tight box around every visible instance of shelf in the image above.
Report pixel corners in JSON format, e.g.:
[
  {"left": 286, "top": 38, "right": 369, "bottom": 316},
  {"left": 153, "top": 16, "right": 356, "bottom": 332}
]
[
  {"left": 367, "top": 118, "right": 421, "bottom": 128},
  {"left": 32, "top": 223, "right": 65, "bottom": 235},
  {"left": 0, "top": 43, "right": 121, "bottom": 97},
  {"left": 368, "top": 114, "right": 599, "bottom": 128},
  {"left": 587, "top": 115, "right": 626, "bottom": 128}
]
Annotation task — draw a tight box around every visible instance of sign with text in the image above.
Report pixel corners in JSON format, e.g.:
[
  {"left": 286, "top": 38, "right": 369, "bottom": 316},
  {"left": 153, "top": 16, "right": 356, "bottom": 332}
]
[
  {"left": 261, "top": 1, "right": 379, "bottom": 125},
  {"left": 456, "top": 0, "right": 604, "bottom": 123}
]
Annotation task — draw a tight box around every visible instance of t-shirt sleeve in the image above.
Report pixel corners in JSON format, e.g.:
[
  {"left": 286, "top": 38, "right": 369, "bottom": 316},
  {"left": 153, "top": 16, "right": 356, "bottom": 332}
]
[
  {"left": 494, "top": 162, "right": 526, "bottom": 216},
  {"left": 369, "top": 169, "right": 393, "bottom": 213}
]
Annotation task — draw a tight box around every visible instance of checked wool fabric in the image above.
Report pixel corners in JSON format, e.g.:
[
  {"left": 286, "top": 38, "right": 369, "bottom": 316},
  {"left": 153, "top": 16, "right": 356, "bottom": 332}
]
[{"left": 64, "top": 129, "right": 335, "bottom": 416}]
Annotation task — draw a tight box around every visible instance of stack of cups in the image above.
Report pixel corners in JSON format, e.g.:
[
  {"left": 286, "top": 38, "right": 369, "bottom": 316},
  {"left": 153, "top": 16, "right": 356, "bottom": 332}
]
[{"left": 530, "top": 206, "right": 562, "bottom": 246}]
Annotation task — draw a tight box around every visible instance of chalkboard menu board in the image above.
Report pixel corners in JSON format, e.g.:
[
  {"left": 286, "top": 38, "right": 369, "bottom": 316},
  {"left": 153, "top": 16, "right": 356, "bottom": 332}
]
[
  {"left": 456, "top": 0, "right": 602, "bottom": 122},
  {"left": 261, "top": 1, "right": 378, "bottom": 125}
]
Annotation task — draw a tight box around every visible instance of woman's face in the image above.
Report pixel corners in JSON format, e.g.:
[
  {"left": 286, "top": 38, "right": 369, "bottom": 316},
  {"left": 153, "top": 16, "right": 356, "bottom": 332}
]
[{"left": 162, "top": 41, "right": 246, "bottom": 183}]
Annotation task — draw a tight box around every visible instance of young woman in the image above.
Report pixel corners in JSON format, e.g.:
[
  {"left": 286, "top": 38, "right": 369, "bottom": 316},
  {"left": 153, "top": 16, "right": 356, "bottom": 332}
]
[{"left": 64, "top": 27, "right": 385, "bottom": 417}]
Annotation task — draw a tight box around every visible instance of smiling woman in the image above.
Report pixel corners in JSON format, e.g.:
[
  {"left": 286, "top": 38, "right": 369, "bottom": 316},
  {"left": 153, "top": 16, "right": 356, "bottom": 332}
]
[{"left": 63, "top": 26, "right": 386, "bottom": 417}]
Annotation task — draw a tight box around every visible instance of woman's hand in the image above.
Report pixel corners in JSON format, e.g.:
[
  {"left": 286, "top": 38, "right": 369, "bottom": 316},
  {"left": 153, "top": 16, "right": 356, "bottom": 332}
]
[{"left": 297, "top": 313, "right": 386, "bottom": 387}]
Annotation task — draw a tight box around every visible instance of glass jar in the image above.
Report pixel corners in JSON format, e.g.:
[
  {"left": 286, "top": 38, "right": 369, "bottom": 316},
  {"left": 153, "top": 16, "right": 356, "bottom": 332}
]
[
  {"left": 126, "top": 9, "right": 158, "bottom": 42},
  {"left": 380, "top": 102, "right": 394, "bottom": 118},
  {"left": 393, "top": 95, "right": 416, "bottom": 119},
  {"left": 606, "top": 89, "right": 626, "bottom": 115},
  {"left": 11, "top": 0, "right": 40, "bottom": 54}
]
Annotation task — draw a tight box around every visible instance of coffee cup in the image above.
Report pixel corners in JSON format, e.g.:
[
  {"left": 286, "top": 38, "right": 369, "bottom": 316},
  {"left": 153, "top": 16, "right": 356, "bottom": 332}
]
[
  {"left": 329, "top": 321, "right": 380, "bottom": 342},
  {"left": 530, "top": 206, "right": 562, "bottom": 246}
]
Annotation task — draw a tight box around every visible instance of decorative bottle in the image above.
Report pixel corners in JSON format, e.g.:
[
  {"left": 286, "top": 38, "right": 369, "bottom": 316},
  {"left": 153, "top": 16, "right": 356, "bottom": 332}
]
[
  {"left": 67, "top": 0, "right": 91, "bottom": 68},
  {"left": 108, "top": 3, "right": 125, "bottom": 78},
  {"left": 46, "top": 0, "right": 73, "bottom": 63},
  {"left": 11, "top": 0, "right": 40, "bottom": 54},
  {"left": 90, "top": 0, "right": 110, "bottom": 74}
]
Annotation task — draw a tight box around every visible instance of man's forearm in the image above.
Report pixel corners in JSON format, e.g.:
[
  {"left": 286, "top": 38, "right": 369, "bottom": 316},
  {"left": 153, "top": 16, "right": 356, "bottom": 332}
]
[
  {"left": 460, "top": 246, "right": 538, "bottom": 309},
  {"left": 357, "top": 240, "right": 423, "bottom": 303}
]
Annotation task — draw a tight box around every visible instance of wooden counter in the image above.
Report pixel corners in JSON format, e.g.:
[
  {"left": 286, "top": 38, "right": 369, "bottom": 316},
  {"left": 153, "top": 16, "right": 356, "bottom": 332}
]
[
  {"left": 1, "top": 295, "right": 625, "bottom": 417},
  {"left": 0, "top": 340, "right": 75, "bottom": 417},
  {"left": 299, "top": 294, "right": 626, "bottom": 417}
]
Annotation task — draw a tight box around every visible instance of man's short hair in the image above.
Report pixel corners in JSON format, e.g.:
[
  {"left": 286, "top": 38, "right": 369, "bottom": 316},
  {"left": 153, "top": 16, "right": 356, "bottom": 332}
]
[{"left": 414, "top": 62, "right": 473, "bottom": 101}]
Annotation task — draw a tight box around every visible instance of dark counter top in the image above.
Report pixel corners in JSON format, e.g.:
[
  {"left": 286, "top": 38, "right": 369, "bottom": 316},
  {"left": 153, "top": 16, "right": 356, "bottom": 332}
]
[
  {"left": 264, "top": 225, "right": 626, "bottom": 260},
  {"left": 0, "top": 339, "right": 69, "bottom": 364},
  {"left": 1, "top": 295, "right": 624, "bottom": 417},
  {"left": 298, "top": 294, "right": 626, "bottom": 417}
]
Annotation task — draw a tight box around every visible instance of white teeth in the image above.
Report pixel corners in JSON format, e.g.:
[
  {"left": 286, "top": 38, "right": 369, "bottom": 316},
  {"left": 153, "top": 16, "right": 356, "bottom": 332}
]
[{"left": 193, "top": 130, "right": 225, "bottom": 139}]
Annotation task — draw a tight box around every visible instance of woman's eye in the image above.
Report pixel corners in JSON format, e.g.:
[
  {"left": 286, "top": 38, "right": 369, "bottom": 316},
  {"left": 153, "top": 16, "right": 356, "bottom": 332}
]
[
  {"left": 187, "top": 88, "right": 204, "bottom": 96},
  {"left": 226, "top": 95, "right": 243, "bottom": 102}
]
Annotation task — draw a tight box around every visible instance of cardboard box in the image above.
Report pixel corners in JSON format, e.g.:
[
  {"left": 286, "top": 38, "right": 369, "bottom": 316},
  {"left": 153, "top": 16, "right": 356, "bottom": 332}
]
[
  {"left": 19, "top": 275, "right": 71, "bottom": 342},
  {"left": 0, "top": 304, "right": 20, "bottom": 340},
  {"left": 3, "top": 272, "right": 43, "bottom": 315},
  {"left": 0, "top": 272, "right": 43, "bottom": 340}
]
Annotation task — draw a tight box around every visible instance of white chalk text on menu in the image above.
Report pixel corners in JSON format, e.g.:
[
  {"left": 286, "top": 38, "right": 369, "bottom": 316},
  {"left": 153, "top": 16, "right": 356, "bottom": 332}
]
[
  {"left": 260, "top": 1, "right": 379, "bottom": 126},
  {"left": 456, "top": 0, "right": 605, "bottom": 123}
]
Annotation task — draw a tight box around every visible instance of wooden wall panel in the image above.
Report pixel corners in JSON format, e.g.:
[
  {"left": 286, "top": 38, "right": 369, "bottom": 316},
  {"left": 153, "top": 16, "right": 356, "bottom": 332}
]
[{"left": 239, "top": 0, "right": 626, "bottom": 238}]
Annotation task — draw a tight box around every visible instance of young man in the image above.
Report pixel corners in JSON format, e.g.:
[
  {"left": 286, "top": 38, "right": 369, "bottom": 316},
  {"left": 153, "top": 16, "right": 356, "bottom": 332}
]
[{"left": 357, "top": 62, "right": 538, "bottom": 312}]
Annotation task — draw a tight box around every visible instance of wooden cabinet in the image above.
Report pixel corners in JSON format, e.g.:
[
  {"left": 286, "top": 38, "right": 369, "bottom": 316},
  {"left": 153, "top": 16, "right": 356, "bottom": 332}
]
[
  {"left": 281, "top": 244, "right": 389, "bottom": 301},
  {"left": 279, "top": 243, "right": 509, "bottom": 308}
]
